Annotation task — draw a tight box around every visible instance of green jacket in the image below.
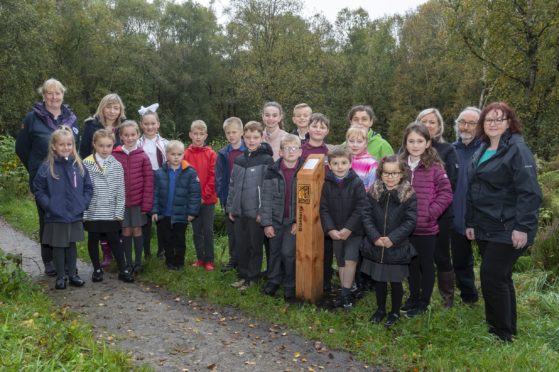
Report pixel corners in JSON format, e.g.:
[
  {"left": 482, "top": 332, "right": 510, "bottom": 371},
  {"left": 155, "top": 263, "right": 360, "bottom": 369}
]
[{"left": 367, "top": 130, "right": 394, "bottom": 160}]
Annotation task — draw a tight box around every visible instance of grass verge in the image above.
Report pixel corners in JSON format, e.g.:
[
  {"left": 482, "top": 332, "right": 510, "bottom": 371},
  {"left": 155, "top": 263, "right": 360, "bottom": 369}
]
[{"left": 2, "top": 191, "right": 559, "bottom": 370}]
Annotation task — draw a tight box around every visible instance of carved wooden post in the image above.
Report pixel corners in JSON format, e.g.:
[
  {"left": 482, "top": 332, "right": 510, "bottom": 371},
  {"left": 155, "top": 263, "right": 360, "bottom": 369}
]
[{"left": 296, "top": 154, "right": 325, "bottom": 304}]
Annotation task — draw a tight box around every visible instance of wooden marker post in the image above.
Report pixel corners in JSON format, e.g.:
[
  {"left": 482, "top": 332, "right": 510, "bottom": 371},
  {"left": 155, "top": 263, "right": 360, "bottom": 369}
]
[{"left": 296, "top": 154, "right": 325, "bottom": 304}]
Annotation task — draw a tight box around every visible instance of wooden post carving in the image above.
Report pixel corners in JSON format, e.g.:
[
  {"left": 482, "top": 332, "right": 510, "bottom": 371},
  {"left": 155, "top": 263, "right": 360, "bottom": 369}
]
[{"left": 296, "top": 154, "right": 325, "bottom": 304}]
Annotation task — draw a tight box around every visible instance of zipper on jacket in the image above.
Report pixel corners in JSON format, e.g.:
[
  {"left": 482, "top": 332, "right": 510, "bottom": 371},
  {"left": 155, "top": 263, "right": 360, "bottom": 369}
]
[{"left": 380, "top": 193, "right": 390, "bottom": 264}]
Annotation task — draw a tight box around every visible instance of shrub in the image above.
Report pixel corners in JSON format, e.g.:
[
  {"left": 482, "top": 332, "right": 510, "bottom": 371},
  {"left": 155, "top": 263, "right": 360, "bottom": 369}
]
[
  {"left": 0, "top": 252, "right": 27, "bottom": 295},
  {"left": 0, "top": 135, "right": 29, "bottom": 196},
  {"left": 531, "top": 221, "right": 559, "bottom": 276}
]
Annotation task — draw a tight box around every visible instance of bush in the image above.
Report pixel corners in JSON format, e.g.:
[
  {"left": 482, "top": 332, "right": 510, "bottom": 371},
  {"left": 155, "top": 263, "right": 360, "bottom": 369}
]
[
  {"left": 0, "top": 252, "right": 27, "bottom": 295},
  {"left": 531, "top": 221, "right": 559, "bottom": 276},
  {"left": 0, "top": 135, "right": 29, "bottom": 196}
]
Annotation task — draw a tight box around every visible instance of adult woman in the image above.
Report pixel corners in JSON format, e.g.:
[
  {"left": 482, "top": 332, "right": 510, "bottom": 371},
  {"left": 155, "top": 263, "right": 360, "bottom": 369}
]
[
  {"left": 16, "top": 78, "right": 80, "bottom": 276},
  {"left": 79, "top": 93, "right": 125, "bottom": 159},
  {"left": 466, "top": 102, "right": 542, "bottom": 342},
  {"left": 416, "top": 108, "right": 458, "bottom": 308}
]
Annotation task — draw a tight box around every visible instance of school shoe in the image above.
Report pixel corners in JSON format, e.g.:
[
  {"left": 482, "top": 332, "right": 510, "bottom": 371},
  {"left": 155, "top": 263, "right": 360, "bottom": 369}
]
[
  {"left": 384, "top": 312, "right": 400, "bottom": 327},
  {"left": 132, "top": 265, "right": 142, "bottom": 274},
  {"left": 350, "top": 283, "right": 364, "bottom": 300},
  {"left": 263, "top": 283, "right": 279, "bottom": 296},
  {"left": 44, "top": 261, "right": 57, "bottom": 277},
  {"left": 118, "top": 269, "right": 134, "bottom": 283},
  {"left": 204, "top": 261, "right": 215, "bottom": 271},
  {"left": 370, "top": 309, "right": 386, "bottom": 324},
  {"left": 401, "top": 298, "right": 417, "bottom": 312},
  {"left": 284, "top": 287, "right": 296, "bottom": 303},
  {"left": 404, "top": 303, "right": 428, "bottom": 318},
  {"left": 231, "top": 278, "right": 247, "bottom": 288},
  {"left": 68, "top": 275, "right": 85, "bottom": 287},
  {"left": 91, "top": 268, "right": 104, "bottom": 283},
  {"left": 342, "top": 295, "right": 353, "bottom": 311},
  {"left": 192, "top": 260, "right": 205, "bottom": 268},
  {"left": 55, "top": 278, "right": 66, "bottom": 289}
]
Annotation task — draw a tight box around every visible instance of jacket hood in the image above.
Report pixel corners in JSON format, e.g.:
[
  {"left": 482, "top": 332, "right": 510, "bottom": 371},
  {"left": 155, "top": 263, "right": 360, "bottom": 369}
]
[
  {"left": 33, "top": 102, "right": 78, "bottom": 131},
  {"left": 269, "top": 157, "right": 304, "bottom": 174},
  {"left": 369, "top": 179, "right": 414, "bottom": 203},
  {"left": 246, "top": 142, "right": 273, "bottom": 157},
  {"left": 187, "top": 144, "right": 213, "bottom": 153}
]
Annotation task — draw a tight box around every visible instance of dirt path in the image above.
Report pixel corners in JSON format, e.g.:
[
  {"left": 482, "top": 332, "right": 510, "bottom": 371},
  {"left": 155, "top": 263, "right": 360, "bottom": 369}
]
[{"left": 0, "top": 217, "right": 370, "bottom": 371}]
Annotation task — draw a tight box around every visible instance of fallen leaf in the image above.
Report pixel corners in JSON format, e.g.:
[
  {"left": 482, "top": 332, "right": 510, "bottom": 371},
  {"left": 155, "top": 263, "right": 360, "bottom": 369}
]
[
  {"left": 294, "top": 352, "right": 301, "bottom": 358},
  {"left": 206, "top": 363, "right": 216, "bottom": 370},
  {"left": 175, "top": 297, "right": 181, "bottom": 302}
]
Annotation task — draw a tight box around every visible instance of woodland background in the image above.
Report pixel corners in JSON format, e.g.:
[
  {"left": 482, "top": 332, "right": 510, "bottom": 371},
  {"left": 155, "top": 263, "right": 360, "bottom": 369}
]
[{"left": 1, "top": 0, "right": 558, "bottom": 157}]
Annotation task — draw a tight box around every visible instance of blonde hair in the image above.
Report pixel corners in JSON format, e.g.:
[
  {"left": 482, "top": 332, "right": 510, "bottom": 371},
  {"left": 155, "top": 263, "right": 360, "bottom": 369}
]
[
  {"left": 166, "top": 140, "right": 185, "bottom": 153},
  {"left": 280, "top": 134, "right": 301, "bottom": 149},
  {"left": 47, "top": 126, "right": 84, "bottom": 179},
  {"left": 293, "top": 103, "right": 311, "bottom": 114},
  {"left": 345, "top": 126, "right": 367, "bottom": 141},
  {"left": 223, "top": 117, "right": 243, "bottom": 131},
  {"left": 118, "top": 120, "right": 140, "bottom": 135},
  {"left": 191, "top": 120, "right": 207, "bottom": 133},
  {"left": 92, "top": 128, "right": 116, "bottom": 148},
  {"left": 244, "top": 121, "right": 264, "bottom": 135},
  {"left": 416, "top": 108, "right": 445, "bottom": 142},
  {"left": 95, "top": 93, "right": 125, "bottom": 127},
  {"left": 38, "top": 78, "right": 66, "bottom": 96}
]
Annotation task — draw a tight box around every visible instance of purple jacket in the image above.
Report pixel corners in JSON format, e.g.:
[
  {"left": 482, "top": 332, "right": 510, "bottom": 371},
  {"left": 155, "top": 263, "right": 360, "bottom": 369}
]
[{"left": 410, "top": 162, "right": 453, "bottom": 235}]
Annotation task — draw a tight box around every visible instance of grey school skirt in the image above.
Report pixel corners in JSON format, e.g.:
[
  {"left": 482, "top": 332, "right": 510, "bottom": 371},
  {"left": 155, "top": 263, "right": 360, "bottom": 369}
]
[
  {"left": 122, "top": 206, "right": 147, "bottom": 228},
  {"left": 361, "top": 259, "right": 409, "bottom": 283},
  {"left": 42, "top": 222, "right": 84, "bottom": 247}
]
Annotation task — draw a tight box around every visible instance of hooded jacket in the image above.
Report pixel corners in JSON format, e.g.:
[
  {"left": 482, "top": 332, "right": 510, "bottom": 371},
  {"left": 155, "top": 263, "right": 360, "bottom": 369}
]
[
  {"left": 367, "top": 129, "right": 394, "bottom": 160},
  {"left": 466, "top": 131, "right": 542, "bottom": 245},
  {"left": 361, "top": 180, "right": 417, "bottom": 264},
  {"left": 112, "top": 146, "right": 154, "bottom": 213},
  {"left": 216, "top": 141, "right": 246, "bottom": 207},
  {"left": 16, "top": 102, "right": 79, "bottom": 187},
  {"left": 83, "top": 154, "right": 125, "bottom": 221},
  {"left": 33, "top": 156, "right": 93, "bottom": 224},
  {"left": 152, "top": 160, "right": 201, "bottom": 224},
  {"left": 226, "top": 143, "right": 274, "bottom": 218},
  {"left": 320, "top": 168, "right": 367, "bottom": 237},
  {"left": 183, "top": 144, "right": 217, "bottom": 205}
]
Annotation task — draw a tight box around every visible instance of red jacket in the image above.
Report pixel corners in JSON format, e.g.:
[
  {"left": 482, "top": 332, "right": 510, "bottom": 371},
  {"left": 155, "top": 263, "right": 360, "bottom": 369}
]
[
  {"left": 410, "top": 162, "right": 452, "bottom": 236},
  {"left": 183, "top": 145, "right": 217, "bottom": 205},
  {"left": 113, "top": 146, "right": 154, "bottom": 213}
]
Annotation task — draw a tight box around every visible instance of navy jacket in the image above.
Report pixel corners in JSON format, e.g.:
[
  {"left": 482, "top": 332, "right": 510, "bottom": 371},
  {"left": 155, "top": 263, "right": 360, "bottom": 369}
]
[
  {"left": 33, "top": 157, "right": 93, "bottom": 224},
  {"left": 466, "top": 131, "right": 542, "bottom": 245},
  {"left": 79, "top": 116, "right": 121, "bottom": 159},
  {"left": 152, "top": 161, "right": 201, "bottom": 224},
  {"left": 451, "top": 138, "right": 481, "bottom": 234},
  {"left": 215, "top": 141, "right": 246, "bottom": 207},
  {"left": 320, "top": 169, "right": 367, "bottom": 237},
  {"left": 16, "top": 102, "right": 79, "bottom": 188}
]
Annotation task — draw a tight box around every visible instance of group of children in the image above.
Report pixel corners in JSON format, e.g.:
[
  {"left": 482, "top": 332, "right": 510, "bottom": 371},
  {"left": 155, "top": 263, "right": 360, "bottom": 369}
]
[{"left": 34, "top": 96, "right": 454, "bottom": 327}]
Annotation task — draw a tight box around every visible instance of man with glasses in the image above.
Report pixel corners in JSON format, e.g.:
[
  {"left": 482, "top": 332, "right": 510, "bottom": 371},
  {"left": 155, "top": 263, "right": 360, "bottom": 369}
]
[{"left": 451, "top": 107, "right": 482, "bottom": 305}]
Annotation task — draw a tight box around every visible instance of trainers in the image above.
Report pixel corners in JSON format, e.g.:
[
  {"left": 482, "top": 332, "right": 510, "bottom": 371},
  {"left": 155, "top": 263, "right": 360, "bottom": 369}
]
[
  {"left": 370, "top": 309, "right": 386, "bottom": 324},
  {"left": 350, "top": 283, "right": 364, "bottom": 299},
  {"left": 68, "top": 275, "right": 85, "bottom": 287},
  {"left": 401, "top": 298, "right": 417, "bottom": 312},
  {"left": 204, "top": 261, "right": 215, "bottom": 271},
  {"left": 262, "top": 283, "right": 279, "bottom": 296},
  {"left": 132, "top": 265, "right": 142, "bottom": 274},
  {"left": 404, "top": 304, "right": 427, "bottom": 318},
  {"left": 221, "top": 262, "right": 237, "bottom": 272},
  {"left": 384, "top": 312, "right": 400, "bottom": 327},
  {"left": 231, "top": 278, "right": 247, "bottom": 288},
  {"left": 192, "top": 260, "right": 205, "bottom": 268},
  {"left": 55, "top": 277, "right": 66, "bottom": 289},
  {"left": 342, "top": 295, "right": 353, "bottom": 310},
  {"left": 118, "top": 269, "right": 134, "bottom": 283},
  {"left": 238, "top": 280, "right": 253, "bottom": 291},
  {"left": 92, "top": 268, "right": 104, "bottom": 282}
]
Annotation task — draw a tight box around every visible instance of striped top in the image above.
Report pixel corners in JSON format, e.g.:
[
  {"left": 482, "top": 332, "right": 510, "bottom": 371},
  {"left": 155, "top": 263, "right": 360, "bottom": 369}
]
[
  {"left": 83, "top": 154, "right": 125, "bottom": 221},
  {"left": 351, "top": 152, "right": 378, "bottom": 191}
]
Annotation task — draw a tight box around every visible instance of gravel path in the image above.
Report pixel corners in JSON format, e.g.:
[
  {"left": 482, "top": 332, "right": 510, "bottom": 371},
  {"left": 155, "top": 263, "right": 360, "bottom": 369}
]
[{"left": 0, "top": 217, "right": 372, "bottom": 371}]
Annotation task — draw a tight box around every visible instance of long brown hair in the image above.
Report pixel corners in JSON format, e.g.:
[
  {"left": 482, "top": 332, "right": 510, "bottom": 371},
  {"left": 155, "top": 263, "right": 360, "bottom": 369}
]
[{"left": 399, "top": 122, "right": 443, "bottom": 169}]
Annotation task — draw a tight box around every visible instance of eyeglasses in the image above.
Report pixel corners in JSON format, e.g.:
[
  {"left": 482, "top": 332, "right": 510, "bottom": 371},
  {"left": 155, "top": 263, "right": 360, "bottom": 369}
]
[
  {"left": 457, "top": 120, "right": 478, "bottom": 127},
  {"left": 484, "top": 117, "right": 508, "bottom": 125},
  {"left": 283, "top": 146, "right": 301, "bottom": 153},
  {"left": 382, "top": 172, "right": 402, "bottom": 178}
]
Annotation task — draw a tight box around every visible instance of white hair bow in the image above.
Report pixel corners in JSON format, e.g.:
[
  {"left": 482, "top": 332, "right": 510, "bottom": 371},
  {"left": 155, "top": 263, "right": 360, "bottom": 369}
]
[{"left": 138, "top": 103, "right": 159, "bottom": 116}]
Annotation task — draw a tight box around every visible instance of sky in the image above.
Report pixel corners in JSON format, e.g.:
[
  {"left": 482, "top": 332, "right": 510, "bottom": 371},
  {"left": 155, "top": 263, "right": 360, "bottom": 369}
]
[{"left": 194, "top": 0, "right": 427, "bottom": 23}]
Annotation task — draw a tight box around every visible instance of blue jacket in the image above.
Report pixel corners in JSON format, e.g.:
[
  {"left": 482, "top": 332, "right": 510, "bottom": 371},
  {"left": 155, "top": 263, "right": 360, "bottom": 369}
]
[
  {"left": 33, "top": 157, "right": 93, "bottom": 224},
  {"left": 216, "top": 141, "right": 246, "bottom": 207},
  {"left": 451, "top": 138, "right": 481, "bottom": 234},
  {"left": 16, "top": 102, "right": 79, "bottom": 188},
  {"left": 152, "top": 161, "right": 201, "bottom": 224}
]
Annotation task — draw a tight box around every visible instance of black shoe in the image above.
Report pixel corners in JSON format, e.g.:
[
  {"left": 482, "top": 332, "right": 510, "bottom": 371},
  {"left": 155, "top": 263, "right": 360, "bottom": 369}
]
[
  {"left": 44, "top": 261, "right": 57, "bottom": 277},
  {"left": 167, "top": 263, "right": 179, "bottom": 271},
  {"left": 404, "top": 304, "right": 427, "bottom": 318},
  {"left": 221, "top": 262, "right": 237, "bottom": 272},
  {"left": 118, "top": 270, "right": 134, "bottom": 283},
  {"left": 284, "top": 288, "right": 296, "bottom": 303},
  {"left": 350, "top": 283, "right": 364, "bottom": 300},
  {"left": 331, "top": 294, "right": 343, "bottom": 308},
  {"left": 401, "top": 298, "right": 416, "bottom": 312},
  {"left": 55, "top": 278, "right": 66, "bottom": 289},
  {"left": 370, "top": 309, "right": 386, "bottom": 324},
  {"left": 342, "top": 295, "right": 353, "bottom": 310},
  {"left": 133, "top": 265, "right": 142, "bottom": 274},
  {"left": 68, "top": 275, "right": 85, "bottom": 287},
  {"left": 384, "top": 312, "right": 400, "bottom": 327},
  {"left": 91, "top": 268, "right": 104, "bottom": 282},
  {"left": 263, "top": 283, "right": 279, "bottom": 296}
]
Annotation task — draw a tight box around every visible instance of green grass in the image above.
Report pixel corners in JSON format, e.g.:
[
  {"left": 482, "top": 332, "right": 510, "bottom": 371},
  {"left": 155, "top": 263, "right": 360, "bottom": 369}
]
[
  {"left": 2, "top": 192, "right": 559, "bottom": 370},
  {"left": 0, "top": 252, "right": 135, "bottom": 370}
]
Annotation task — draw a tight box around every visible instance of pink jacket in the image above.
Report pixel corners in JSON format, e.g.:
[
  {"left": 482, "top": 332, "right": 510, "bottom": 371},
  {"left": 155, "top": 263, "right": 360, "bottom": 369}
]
[
  {"left": 112, "top": 146, "right": 154, "bottom": 213},
  {"left": 411, "top": 162, "right": 452, "bottom": 235}
]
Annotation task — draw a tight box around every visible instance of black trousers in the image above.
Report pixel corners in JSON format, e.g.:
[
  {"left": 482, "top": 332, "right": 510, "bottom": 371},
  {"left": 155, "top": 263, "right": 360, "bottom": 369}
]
[
  {"left": 450, "top": 229, "right": 478, "bottom": 302},
  {"left": 434, "top": 214, "right": 453, "bottom": 272},
  {"left": 234, "top": 216, "right": 264, "bottom": 282},
  {"left": 142, "top": 217, "right": 153, "bottom": 257},
  {"left": 267, "top": 221, "right": 296, "bottom": 290},
  {"left": 225, "top": 212, "right": 238, "bottom": 266},
  {"left": 478, "top": 240, "right": 523, "bottom": 340},
  {"left": 408, "top": 235, "right": 436, "bottom": 306},
  {"left": 156, "top": 217, "right": 187, "bottom": 268},
  {"left": 191, "top": 204, "right": 215, "bottom": 262},
  {"left": 323, "top": 238, "right": 334, "bottom": 290}
]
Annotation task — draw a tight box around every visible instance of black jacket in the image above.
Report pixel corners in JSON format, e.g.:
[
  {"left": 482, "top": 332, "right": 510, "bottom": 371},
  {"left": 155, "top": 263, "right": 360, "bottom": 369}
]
[
  {"left": 79, "top": 116, "right": 122, "bottom": 159},
  {"left": 361, "top": 180, "right": 417, "bottom": 264},
  {"left": 319, "top": 169, "right": 367, "bottom": 237},
  {"left": 466, "top": 131, "right": 542, "bottom": 245}
]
